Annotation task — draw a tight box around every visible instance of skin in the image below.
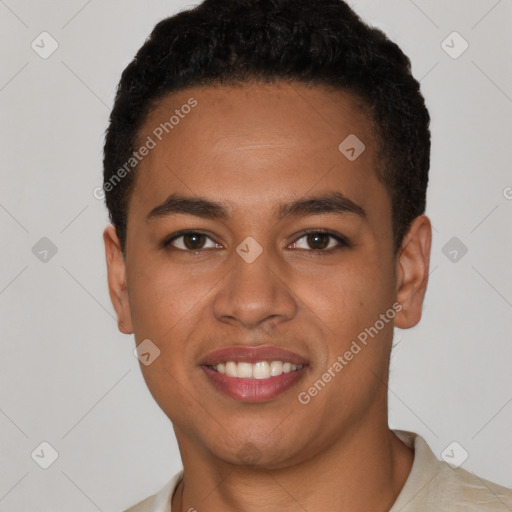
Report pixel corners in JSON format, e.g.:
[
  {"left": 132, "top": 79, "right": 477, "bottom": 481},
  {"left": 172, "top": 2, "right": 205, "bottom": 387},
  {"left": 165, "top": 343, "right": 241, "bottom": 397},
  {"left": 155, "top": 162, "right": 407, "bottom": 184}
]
[{"left": 104, "top": 82, "right": 431, "bottom": 512}]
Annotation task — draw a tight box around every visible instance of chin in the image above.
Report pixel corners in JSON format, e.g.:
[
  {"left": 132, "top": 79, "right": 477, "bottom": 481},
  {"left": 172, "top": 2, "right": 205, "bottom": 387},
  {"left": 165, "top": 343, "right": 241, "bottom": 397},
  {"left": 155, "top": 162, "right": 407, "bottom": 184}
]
[{"left": 202, "top": 429, "right": 312, "bottom": 470}]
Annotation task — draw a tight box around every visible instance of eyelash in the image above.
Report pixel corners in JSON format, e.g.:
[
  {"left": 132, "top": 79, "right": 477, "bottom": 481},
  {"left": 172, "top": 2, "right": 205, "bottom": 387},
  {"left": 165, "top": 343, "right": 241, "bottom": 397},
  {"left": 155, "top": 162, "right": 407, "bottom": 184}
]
[{"left": 161, "top": 229, "right": 351, "bottom": 255}]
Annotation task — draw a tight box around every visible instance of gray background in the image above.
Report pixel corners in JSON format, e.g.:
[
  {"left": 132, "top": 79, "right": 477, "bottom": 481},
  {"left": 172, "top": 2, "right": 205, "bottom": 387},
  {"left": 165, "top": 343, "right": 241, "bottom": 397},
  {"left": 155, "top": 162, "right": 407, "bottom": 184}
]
[{"left": 1, "top": 0, "right": 511, "bottom": 510}]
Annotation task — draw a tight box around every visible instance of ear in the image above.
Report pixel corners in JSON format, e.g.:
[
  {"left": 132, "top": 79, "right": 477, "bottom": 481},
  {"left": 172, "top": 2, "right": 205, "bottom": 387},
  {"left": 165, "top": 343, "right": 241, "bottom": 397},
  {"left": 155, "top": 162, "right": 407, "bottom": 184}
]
[
  {"left": 103, "top": 224, "right": 133, "bottom": 334},
  {"left": 394, "top": 215, "right": 432, "bottom": 329}
]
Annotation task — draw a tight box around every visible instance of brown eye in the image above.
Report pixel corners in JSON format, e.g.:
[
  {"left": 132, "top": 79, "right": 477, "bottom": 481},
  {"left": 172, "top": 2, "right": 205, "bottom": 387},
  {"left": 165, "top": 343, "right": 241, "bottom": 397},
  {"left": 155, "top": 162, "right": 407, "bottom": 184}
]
[
  {"left": 289, "top": 230, "right": 350, "bottom": 253},
  {"left": 163, "top": 231, "right": 219, "bottom": 251},
  {"left": 181, "top": 233, "right": 207, "bottom": 250},
  {"left": 306, "top": 232, "right": 330, "bottom": 250}
]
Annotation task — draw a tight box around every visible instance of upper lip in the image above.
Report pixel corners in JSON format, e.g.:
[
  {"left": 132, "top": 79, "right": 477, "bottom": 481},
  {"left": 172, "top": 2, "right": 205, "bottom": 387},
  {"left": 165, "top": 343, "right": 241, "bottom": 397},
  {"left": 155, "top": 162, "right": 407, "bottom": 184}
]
[{"left": 199, "top": 345, "right": 309, "bottom": 366}]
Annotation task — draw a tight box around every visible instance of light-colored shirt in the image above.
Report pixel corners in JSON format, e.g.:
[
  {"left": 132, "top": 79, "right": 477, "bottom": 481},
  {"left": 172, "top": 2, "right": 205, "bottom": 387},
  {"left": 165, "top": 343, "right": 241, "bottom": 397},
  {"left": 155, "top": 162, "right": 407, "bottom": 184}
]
[{"left": 124, "top": 430, "right": 512, "bottom": 511}]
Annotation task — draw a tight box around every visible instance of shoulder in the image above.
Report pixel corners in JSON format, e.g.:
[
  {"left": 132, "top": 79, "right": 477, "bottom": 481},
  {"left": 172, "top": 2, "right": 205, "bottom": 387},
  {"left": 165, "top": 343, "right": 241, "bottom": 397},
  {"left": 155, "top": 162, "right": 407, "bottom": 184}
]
[
  {"left": 391, "top": 430, "right": 512, "bottom": 511},
  {"left": 123, "top": 471, "right": 183, "bottom": 512},
  {"left": 434, "top": 461, "right": 512, "bottom": 510},
  {"left": 123, "top": 494, "right": 155, "bottom": 512}
]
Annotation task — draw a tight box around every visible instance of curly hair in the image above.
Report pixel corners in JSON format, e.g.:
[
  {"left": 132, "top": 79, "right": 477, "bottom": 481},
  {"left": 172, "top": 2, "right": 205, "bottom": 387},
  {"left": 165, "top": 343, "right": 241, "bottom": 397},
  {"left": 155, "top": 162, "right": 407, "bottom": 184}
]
[{"left": 102, "top": 0, "right": 430, "bottom": 257}]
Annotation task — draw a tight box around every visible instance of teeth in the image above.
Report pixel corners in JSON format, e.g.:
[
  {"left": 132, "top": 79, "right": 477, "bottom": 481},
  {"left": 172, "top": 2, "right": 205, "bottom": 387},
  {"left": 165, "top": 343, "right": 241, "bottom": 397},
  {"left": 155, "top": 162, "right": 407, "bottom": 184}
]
[
  {"left": 270, "top": 360, "right": 283, "bottom": 376},
  {"left": 225, "top": 361, "right": 238, "bottom": 377},
  {"left": 253, "top": 361, "right": 270, "bottom": 379},
  {"left": 237, "top": 362, "right": 253, "bottom": 378},
  {"left": 212, "top": 360, "right": 303, "bottom": 378}
]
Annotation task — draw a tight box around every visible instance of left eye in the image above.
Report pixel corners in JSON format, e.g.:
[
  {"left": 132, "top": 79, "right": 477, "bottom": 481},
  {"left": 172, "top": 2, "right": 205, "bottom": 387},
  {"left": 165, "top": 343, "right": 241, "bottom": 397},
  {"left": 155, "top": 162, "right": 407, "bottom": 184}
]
[{"left": 289, "top": 231, "right": 349, "bottom": 252}]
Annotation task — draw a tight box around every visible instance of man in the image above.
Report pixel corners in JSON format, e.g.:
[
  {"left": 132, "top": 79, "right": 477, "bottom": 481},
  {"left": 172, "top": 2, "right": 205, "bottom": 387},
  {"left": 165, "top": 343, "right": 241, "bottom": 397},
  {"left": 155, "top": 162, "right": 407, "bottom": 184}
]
[{"left": 102, "top": 0, "right": 512, "bottom": 510}]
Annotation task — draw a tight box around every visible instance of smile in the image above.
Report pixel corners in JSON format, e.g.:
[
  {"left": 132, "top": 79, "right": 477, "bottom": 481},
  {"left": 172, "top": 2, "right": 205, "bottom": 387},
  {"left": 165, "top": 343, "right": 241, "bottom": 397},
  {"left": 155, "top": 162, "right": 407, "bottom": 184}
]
[
  {"left": 199, "top": 345, "right": 309, "bottom": 402},
  {"left": 209, "top": 361, "right": 304, "bottom": 379}
]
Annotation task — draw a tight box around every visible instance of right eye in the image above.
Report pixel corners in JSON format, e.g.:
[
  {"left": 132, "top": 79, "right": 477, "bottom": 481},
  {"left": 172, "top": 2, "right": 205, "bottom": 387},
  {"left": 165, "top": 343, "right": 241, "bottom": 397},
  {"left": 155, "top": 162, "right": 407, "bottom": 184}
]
[{"left": 162, "top": 231, "right": 223, "bottom": 252}]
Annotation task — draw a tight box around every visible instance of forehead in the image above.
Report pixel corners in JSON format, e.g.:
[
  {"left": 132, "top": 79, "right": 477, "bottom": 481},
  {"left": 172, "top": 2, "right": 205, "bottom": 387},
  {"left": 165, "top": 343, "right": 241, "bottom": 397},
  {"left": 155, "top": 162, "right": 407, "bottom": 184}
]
[{"left": 130, "top": 82, "right": 388, "bottom": 224}]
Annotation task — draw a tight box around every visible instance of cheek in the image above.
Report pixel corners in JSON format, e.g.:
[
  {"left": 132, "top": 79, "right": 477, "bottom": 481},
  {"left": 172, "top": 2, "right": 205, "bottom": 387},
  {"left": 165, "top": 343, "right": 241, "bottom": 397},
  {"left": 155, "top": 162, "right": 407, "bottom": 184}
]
[
  {"left": 138, "top": 357, "right": 197, "bottom": 427},
  {"left": 296, "top": 256, "right": 387, "bottom": 323},
  {"left": 130, "top": 266, "right": 202, "bottom": 411},
  {"left": 126, "top": 259, "right": 210, "bottom": 379},
  {"left": 298, "top": 255, "right": 394, "bottom": 374},
  {"left": 126, "top": 257, "right": 208, "bottom": 336}
]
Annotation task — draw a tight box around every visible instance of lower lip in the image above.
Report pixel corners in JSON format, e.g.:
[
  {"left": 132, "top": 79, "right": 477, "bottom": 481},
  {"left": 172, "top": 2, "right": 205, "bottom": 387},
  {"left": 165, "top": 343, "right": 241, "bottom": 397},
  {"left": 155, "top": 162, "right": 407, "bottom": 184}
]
[{"left": 201, "top": 366, "right": 306, "bottom": 402}]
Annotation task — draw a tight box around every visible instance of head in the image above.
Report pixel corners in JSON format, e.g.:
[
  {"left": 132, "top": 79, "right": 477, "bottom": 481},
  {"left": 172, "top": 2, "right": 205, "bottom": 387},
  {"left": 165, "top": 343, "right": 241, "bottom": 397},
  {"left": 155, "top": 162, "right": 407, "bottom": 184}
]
[{"left": 103, "top": 0, "right": 431, "bottom": 468}]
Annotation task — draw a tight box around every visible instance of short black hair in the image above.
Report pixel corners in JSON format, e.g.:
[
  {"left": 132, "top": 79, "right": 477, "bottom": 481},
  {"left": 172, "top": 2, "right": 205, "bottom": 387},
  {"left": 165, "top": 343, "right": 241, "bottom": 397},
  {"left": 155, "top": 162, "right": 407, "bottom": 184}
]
[{"left": 103, "top": 0, "right": 430, "bottom": 257}]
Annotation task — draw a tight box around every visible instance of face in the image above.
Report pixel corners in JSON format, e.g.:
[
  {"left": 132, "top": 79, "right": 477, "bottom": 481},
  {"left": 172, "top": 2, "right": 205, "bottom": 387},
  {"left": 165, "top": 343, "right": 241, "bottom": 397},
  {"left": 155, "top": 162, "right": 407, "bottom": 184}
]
[{"left": 104, "top": 82, "right": 431, "bottom": 469}]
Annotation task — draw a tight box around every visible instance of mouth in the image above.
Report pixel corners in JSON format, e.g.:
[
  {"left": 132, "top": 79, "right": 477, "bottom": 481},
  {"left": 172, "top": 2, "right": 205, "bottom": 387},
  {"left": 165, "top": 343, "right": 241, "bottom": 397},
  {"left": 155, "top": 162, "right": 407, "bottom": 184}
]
[
  {"left": 207, "top": 360, "right": 304, "bottom": 378},
  {"left": 199, "top": 346, "right": 308, "bottom": 403}
]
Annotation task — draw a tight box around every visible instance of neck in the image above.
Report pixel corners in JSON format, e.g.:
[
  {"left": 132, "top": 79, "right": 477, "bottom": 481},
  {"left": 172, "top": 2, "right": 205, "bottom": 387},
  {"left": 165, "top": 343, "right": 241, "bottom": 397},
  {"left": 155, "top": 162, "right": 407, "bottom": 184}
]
[{"left": 172, "top": 422, "right": 414, "bottom": 512}]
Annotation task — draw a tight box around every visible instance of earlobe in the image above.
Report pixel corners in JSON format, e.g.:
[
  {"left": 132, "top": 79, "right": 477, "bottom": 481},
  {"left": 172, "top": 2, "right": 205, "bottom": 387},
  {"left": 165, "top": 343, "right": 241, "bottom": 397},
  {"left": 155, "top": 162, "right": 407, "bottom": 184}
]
[
  {"left": 103, "top": 225, "right": 134, "bottom": 334},
  {"left": 394, "top": 215, "right": 432, "bottom": 330}
]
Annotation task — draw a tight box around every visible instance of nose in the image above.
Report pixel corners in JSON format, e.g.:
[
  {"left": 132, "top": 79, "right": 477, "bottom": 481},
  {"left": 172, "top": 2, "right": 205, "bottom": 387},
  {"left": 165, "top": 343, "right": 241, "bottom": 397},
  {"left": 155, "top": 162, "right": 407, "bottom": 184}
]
[{"left": 212, "top": 244, "right": 298, "bottom": 332}]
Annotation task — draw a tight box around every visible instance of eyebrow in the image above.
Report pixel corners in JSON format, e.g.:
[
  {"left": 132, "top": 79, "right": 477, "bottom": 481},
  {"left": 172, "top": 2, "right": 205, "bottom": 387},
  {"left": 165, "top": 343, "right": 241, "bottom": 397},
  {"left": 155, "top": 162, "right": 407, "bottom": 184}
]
[{"left": 145, "top": 191, "right": 367, "bottom": 223}]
